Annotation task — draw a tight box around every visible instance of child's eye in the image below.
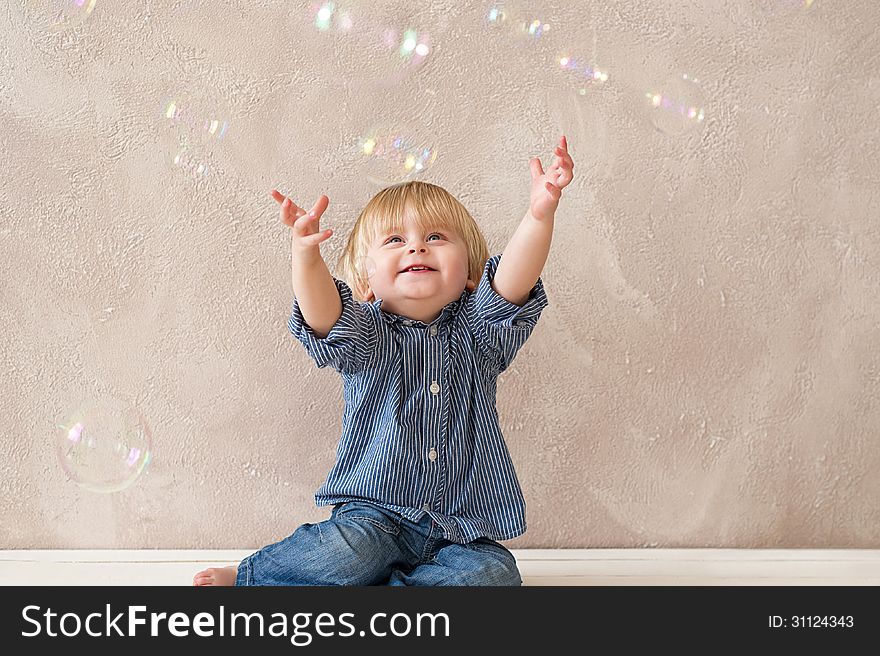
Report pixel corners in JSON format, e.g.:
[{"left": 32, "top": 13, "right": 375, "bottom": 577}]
[{"left": 387, "top": 233, "right": 444, "bottom": 244}]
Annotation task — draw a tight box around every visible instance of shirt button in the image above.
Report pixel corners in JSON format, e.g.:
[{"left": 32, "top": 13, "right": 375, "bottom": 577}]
[
  {"left": 403, "top": 319, "right": 413, "bottom": 326},
  {"left": 422, "top": 503, "right": 431, "bottom": 511},
  {"left": 430, "top": 381, "right": 440, "bottom": 394},
  {"left": 428, "top": 447, "right": 437, "bottom": 461},
  {"left": 430, "top": 325, "right": 438, "bottom": 336}
]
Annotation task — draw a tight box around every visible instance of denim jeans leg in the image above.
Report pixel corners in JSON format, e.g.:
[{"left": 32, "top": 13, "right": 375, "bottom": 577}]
[
  {"left": 235, "top": 502, "right": 407, "bottom": 586},
  {"left": 388, "top": 537, "right": 522, "bottom": 586},
  {"left": 384, "top": 510, "right": 437, "bottom": 586}
]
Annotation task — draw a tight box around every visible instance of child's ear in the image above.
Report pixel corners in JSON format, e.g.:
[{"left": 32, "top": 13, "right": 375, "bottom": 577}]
[
  {"left": 465, "top": 278, "right": 476, "bottom": 292},
  {"left": 355, "top": 280, "right": 375, "bottom": 302}
]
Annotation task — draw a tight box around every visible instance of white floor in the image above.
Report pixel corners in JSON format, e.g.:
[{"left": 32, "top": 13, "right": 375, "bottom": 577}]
[{"left": 2, "top": 549, "right": 879, "bottom": 585}]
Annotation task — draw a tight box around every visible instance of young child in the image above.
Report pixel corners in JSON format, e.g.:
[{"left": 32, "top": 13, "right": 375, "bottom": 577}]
[{"left": 194, "top": 136, "right": 574, "bottom": 586}]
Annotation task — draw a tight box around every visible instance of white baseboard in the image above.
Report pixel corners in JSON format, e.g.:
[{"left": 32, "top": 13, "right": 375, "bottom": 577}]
[{"left": 1, "top": 549, "right": 878, "bottom": 586}]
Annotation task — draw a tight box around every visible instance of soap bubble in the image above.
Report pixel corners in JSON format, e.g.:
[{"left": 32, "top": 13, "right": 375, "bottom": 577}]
[
  {"left": 357, "top": 125, "right": 438, "bottom": 186},
  {"left": 645, "top": 73, "right": 707, "bottom": 136},
  {"left": 756, "top": 0, "right": 816, "bottom": 14},
  {"left": 303, "top": 1, "right": 433, "bottom": 90},
  {"left": 485, "top": 1, "right": 551, "bottom": 42},
  {"left": 170, "top": 145, "right": 212, "bottom": 178},
  {"left": 160, "top": 90, "right": 231, "bottom": 148},
  {"left": 56, "top": 397, "right": 153, "bottom": 493},
  {"left": 20, "top": 0, "right": 98, "bottom": 34},
  {"left": 555, "top": 51, "right": 610, "bottom": 97},
  {"left": 158, "top": 88, "right": 232, "bottom": 178}
]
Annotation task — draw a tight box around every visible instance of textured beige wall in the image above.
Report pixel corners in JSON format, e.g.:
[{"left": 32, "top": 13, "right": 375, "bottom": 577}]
[{"left": 1, "top": 0, "right": 878, "bottom": 549}]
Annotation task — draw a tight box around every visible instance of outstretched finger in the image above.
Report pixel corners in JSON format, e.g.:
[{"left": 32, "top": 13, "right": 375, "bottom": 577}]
[
  {"left": 554, "top": 147, "right": 574, "bottom": 171},
  {"left": 529, "top": 157, "right": 545, "bottom": 180},
  {"left": 270, "top": 189, "right": 305, "bottom": 214},
  {"left": 308, "top": 194, "right": 330, "bottom": 220},
  {"left": 280, "top": 198, "right": 306, "bottom": 227},
  {"left": 544, "top": 180, "right": 562, "bottom": 200},
  {"left": 272, "top": 190, "right": 306, "bottom": 228},
  {"left": 300, "top": 228, "right": 333, "bottom": 247}
]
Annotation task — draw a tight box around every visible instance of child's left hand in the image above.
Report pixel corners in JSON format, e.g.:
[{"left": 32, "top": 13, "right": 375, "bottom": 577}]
[{"left": 529, "top": 135, "right": 575, "bottom": 222}]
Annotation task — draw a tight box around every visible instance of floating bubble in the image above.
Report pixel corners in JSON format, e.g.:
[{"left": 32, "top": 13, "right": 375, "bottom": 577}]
[
  {"left": 160, "top": 89, "right": 231, "bottom": 150},
  {"left": 645, "top": 74, "right": 706, "bottom": 136},
  {"left": 20, "top": 0, "right": 98, "bottom": 34},
  {"left": 485, "top": 1, "right": 551, "bottom": 41},
  {"left": 756, "top": 0, "right": 816, "bottom": 13},
  {"left": 303, "top": 1, "right": 433, "bottom": 90},
  {"left": 358, "top": 126, "right": 438, "bottom": 186},
  {"left": 56, "top": 397, "right": 153, "bottom": 493},
  {"left": 171, "top": 144, "right": 212, "bottom": 179},
  {"left": 555, "top": 52, "right": 610, "bottom": 97},
  {"left": 158, "top": 89, "right": 231, "bottom": 177}
]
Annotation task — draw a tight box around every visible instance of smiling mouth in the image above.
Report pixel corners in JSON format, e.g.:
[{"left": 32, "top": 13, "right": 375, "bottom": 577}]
[{"left": 399, "top": 267, "right": 437, "bottom": 274}]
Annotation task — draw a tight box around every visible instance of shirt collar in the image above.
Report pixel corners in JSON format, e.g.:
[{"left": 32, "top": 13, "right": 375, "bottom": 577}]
[{"left": 371, "top": 288, "right": 470, "bottom": 327}]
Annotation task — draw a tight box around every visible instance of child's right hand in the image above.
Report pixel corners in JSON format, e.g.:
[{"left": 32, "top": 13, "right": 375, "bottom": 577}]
[{"left": 270, "top": 189, "right": 333, "bottom": 255}]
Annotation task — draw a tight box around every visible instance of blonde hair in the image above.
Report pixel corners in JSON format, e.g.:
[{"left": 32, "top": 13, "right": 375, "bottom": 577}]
[{"left": 337, "top": 181, "right": 490, "bottom": 302}]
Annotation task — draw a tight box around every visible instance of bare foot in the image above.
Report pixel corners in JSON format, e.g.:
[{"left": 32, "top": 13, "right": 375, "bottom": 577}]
[{"left": 193, "top": 565, "right": 238, "bottom": 586}]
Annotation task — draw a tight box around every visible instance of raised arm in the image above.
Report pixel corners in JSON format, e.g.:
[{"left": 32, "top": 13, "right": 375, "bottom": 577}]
[
  {"left": 492, "top": 209, "right": 553, "bottom": 306},
  {"left": 292, "top": 250, "right": 342, "bottom": 339},
  {"left": 271, "top": 190, "right": 342, "bottom": 339},
  {"left": 493, "top": 136, "right": 575, "bottom": 305}
]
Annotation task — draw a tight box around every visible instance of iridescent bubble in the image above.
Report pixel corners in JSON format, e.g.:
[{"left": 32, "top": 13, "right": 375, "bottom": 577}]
[
  {"left": 56, "top": 397, "right": 153, "bottom": 493},
  {"left": 160, "top": 90, "right": 231, "bottom": 149},
  {"left": 171, "top": 144, "right": 212, "bottom": 179},
  {"left": 556, "top": 52, "right": 610, "bottom": 97},
  {"left": 485, "top": 1, "right": 551, "bottom": 41},
  {"left": 756, "top": 0, "right": 816, "bottom": 13},
  {"left": 645, "top": 74, "right": 707, "bottom": 136},
  {"left": 358, "top": 126, "right": 438, "bottom": 187},
  {"left": 21, "top": 0, "right": 98, "bottom": 34},
  {"left": 158, "top": 89, "right": 231, "bottom": 177},
  {"left": 304, "top": 1, "right": 433, "bottom": 90}
]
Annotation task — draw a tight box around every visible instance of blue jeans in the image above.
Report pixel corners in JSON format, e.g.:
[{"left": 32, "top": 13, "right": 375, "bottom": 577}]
[{"left": 235, "top": 500, "right": 522, "bottom": 586}]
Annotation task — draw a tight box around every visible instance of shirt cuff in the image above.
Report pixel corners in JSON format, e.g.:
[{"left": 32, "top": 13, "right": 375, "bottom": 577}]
[
  {"left": 472, "top": 254, "right": 549, "bottom": 329},
  {"left": 287, "top": 278, "right": 364, "bottom": 373}
]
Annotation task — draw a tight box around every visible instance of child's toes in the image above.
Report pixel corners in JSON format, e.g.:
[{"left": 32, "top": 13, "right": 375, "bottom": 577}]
[{"left": 193, "top": 570, "right": 214, "bottom": 585}]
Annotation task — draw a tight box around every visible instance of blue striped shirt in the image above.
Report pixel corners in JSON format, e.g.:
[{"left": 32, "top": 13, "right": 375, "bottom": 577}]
[{"left": 287, "top": 254, "right": 548, "bottom": 544}]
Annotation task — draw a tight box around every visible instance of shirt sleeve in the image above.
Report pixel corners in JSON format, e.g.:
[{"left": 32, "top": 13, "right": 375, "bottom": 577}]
[
  {"left": 463, "top": 253, "right": 549, "bottom": 375},
  {"left": 287, "top": 277, "right": 376, "bottom": 376}
]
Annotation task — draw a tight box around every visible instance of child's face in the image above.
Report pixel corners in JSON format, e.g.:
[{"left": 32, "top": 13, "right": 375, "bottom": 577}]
[{"left": 362, "top": 213, "right": 476, "bottom": 321}]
